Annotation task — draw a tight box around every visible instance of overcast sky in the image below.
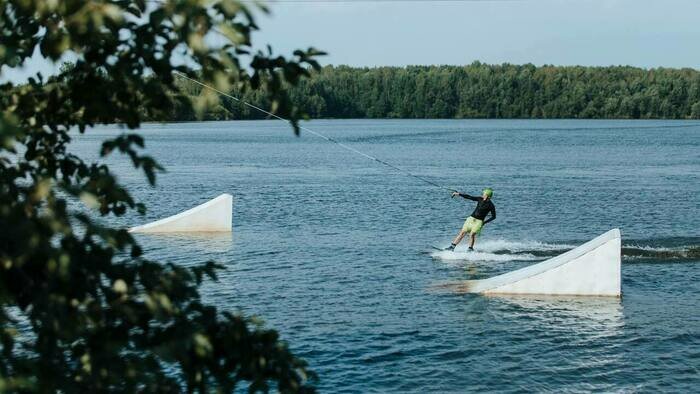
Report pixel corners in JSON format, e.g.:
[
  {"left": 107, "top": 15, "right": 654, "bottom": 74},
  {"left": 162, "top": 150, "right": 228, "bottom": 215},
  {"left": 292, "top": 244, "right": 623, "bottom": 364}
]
[
  {"left": 3, "top": 0, "right": 699, "bottom": 83},
  {"left": 253, "top": 0, "right": 700, "bottom": 68}
]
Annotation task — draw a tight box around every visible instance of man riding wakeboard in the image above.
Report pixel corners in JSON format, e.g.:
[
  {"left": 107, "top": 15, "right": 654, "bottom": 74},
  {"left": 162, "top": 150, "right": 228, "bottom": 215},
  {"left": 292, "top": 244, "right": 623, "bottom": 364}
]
[{"left": 447, "top": 188, "right": 496, "bottom": 251}]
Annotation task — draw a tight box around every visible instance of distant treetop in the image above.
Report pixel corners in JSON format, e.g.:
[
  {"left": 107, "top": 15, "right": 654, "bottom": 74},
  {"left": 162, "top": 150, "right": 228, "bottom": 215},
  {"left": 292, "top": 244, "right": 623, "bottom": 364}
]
[{"left": 167, "top": 63, "right": 700, "bottom": 120}]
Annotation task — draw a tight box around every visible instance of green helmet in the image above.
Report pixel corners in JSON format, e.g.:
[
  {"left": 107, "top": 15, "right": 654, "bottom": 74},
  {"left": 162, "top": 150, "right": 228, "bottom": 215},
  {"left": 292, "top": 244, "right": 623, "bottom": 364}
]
[{"left": 482, "top": 188, "right": 493, "bottom": 198}]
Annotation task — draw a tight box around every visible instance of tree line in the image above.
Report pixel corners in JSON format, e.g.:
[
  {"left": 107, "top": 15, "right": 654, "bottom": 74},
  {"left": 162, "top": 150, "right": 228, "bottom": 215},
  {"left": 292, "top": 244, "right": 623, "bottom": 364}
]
[{"left": 159, "top": 62, "right": 700, "bottom": 121}]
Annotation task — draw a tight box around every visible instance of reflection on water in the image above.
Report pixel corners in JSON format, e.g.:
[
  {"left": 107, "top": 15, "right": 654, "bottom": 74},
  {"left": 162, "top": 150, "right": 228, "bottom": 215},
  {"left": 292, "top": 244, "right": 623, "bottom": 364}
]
[
  {"left": 492, "top": 295, "right": 623, "bottom": 326},
  {"left": 134, "top": 232, "right": 235, "bottom": 257},
  {"left": 432, "top": 283, "right": 623, "bottom": 324}
]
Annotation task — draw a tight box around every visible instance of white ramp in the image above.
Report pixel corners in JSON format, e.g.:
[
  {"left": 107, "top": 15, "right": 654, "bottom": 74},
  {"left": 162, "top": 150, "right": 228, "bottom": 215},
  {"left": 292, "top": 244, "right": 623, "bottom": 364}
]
[
  {"left": 129, "top": 194, "right": 233, "bottom": 233},
  {"left": 465, "top": 229, "right": 621, "bottom": 297}
]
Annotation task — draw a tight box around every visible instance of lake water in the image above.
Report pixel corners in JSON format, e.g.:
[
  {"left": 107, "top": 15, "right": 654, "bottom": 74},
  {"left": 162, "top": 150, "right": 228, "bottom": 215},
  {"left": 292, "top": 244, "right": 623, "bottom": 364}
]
[{"left": 74, "top": 119, "right": 699, "bottom": 392}]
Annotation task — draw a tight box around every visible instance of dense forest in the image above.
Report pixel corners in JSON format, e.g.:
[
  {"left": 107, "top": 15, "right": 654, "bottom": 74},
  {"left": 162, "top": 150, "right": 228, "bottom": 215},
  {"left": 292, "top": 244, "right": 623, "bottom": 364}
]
[{"left": 161, "top": 62, "right": 700, "bottom": 120}]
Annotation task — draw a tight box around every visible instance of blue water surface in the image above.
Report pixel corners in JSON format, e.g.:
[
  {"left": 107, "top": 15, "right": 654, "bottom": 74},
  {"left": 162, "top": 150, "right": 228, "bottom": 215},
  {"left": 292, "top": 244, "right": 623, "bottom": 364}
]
[{"left": 73, "top": 120, "right": 700, "bottom": 392}]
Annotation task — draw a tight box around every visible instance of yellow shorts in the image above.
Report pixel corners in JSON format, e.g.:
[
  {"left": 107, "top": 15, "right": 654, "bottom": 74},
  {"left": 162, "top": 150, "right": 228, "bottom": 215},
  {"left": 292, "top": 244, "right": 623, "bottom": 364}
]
[{"left": 461, "top": 216, "right": 484, "bottom": 235}]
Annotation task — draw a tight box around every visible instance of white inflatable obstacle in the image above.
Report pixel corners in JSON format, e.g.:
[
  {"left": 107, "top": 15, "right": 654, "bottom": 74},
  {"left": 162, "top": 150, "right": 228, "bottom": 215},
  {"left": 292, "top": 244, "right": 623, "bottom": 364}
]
[
  {"left": 465, "top": 229, "right": 621, "bottom": 297},
  {"left": 129, "top": 194, "right": 233, "bottom": 233}
]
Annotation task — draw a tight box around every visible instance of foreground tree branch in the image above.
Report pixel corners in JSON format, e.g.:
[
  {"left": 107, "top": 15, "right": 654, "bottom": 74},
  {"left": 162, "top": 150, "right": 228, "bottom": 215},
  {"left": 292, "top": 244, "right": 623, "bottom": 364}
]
[{"left": 0, "top": 0, "right": 323, "bottom": 391}]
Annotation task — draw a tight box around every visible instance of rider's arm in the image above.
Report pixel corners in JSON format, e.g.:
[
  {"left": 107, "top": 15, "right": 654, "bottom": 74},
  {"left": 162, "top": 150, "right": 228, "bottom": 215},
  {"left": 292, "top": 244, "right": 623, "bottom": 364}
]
[
  {"left": 483, "top": 206, "right": 496, "bottom": 225},
  {"left": 458, "top": 193, "right": 481, "bottom": 201}
]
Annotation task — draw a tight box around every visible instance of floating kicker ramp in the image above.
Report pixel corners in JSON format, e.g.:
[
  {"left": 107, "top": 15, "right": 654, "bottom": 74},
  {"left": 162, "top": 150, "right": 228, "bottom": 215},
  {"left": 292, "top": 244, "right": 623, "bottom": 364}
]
[
  {"left": 465, "top": 229, "right": 621, "bottom": 297},
  {"left": 129, "top": 194, "right": 233, "bottom": 233}
]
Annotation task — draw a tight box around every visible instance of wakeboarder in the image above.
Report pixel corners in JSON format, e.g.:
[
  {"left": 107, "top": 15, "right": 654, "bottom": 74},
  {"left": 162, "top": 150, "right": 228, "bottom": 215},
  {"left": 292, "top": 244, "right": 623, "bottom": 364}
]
[{"left": 447, "top": 188, "right": 496, "bottom": 251}]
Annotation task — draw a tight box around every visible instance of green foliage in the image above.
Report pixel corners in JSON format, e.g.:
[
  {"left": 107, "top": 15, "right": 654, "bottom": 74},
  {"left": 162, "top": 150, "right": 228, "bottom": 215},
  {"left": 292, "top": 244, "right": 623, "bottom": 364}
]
[
  {"left": 1, "top": 0, "right": 322, "bottom": 392},
  {"left": 166, "top": 63, "right": 700, "bottom": 120}
]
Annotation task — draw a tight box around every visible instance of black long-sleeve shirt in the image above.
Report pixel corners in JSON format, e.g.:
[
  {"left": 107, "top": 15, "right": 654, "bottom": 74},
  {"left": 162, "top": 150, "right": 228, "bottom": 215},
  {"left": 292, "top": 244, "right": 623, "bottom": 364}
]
[{"left": 458, "top": 193, "right": 496, "bottom": 224}]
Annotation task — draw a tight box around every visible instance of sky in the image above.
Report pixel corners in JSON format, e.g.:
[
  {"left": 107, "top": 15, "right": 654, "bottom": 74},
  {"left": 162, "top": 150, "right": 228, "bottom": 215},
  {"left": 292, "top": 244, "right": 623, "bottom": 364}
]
[
  {"left": 253, "top": 0, "right": 700, "bottom": 68},
  {"left": 3, "top": 0, "right": 700, "bottom": 83}
]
